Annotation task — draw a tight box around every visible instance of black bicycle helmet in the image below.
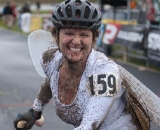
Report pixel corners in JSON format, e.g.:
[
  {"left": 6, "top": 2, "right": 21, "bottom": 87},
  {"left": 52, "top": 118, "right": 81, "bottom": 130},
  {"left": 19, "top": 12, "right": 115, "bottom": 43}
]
[{"left": 52, "top": 0, "right": 101, "bottom": 30}]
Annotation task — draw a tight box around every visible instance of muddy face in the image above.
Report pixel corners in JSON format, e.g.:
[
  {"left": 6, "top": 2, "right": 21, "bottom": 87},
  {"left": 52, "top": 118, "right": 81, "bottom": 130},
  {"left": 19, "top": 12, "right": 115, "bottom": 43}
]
[{"left": 58, "top": 28, "right": 94, "bottom": 63}]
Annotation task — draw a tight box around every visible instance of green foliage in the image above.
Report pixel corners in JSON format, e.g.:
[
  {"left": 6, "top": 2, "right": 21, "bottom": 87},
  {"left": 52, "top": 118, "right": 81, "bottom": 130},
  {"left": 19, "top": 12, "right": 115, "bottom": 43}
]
[{"left": 0, "top": 18, "right": 27, "bottom": 34}]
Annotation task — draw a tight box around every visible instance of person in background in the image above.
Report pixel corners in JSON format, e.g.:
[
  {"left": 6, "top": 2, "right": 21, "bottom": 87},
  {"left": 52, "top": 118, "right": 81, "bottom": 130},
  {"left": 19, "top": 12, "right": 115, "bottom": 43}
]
[
  {"left": 11, "top": 1, "right": 17, "bottom": 26},
  {"left": 17, "top": 1, "right": 31, "bottom": 29},
  {"left": 36, "top": 0, "right": 41, "bottom": 13},
  {"left": 2, "top": 1, "right": 14, "bottom": 28},
  {"left": 20, "top": 1, "right": 31, "bottom": 14},
  {"left": 13, "top": 0, "right": 160, "bottom": 130}
]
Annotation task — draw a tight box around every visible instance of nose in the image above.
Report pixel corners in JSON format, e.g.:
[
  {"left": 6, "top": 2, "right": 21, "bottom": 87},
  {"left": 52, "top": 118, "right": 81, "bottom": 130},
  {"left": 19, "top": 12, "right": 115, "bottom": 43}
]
[{"left": 72, "top": 34, "right": 82, "bottom": 44}]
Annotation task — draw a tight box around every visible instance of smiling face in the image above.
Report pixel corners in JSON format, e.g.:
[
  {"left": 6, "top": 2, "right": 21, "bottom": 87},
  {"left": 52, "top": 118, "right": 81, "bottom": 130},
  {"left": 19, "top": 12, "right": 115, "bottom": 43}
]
[{"left": 58, "top": 28, "right": 94, "bottom": 63}]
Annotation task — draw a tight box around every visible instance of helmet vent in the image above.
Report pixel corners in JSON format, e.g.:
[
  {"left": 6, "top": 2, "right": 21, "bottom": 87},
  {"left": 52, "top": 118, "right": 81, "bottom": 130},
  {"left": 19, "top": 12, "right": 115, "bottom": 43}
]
[
  {"left": 75, "top": 0, "right": 81, "bottom": 6},
  {"left": 57, "top": 7, "right": 64, "bottom": 17},
  {"left": 92, "top": 9, "right": 98, "bottom": 19},
  {"left": 84, "top": 6, "right": 90, "bottom": 19},
  {"left": 66, "top": 5, "right": 72, "bottom": 18},
  {"left": 75, "top": 9, "right": 81, "bottom": 18},
  {"left": 65, "top": 0, "right": 70, "bottom": 5},
  {"left": 86, "top": 1, "right": 91, "bottom": 6}
]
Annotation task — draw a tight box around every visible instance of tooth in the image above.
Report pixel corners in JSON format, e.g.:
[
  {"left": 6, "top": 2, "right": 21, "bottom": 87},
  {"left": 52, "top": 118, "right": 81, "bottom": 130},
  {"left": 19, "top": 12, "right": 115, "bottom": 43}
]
[{"left": 70, "top": 48, "right": 80, "bottom": 52}]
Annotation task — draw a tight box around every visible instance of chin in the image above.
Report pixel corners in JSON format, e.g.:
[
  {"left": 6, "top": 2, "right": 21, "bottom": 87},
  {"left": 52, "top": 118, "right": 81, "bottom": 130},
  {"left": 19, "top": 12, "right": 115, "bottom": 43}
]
[
  {"left": 65, "top": 53, "right": 84, "bottom": 63},
  {"left": 68, "top": 57, "right": 83, "bottom": 63},
  {"left": 69, "top": 59, "right": 81, "bottom": 63}
]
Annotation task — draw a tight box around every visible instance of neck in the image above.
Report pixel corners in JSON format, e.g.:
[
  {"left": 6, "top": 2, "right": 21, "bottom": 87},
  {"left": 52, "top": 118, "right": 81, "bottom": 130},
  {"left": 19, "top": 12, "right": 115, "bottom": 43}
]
[{"left": 62, "top": 57, "right": 87, "bottom": 77}]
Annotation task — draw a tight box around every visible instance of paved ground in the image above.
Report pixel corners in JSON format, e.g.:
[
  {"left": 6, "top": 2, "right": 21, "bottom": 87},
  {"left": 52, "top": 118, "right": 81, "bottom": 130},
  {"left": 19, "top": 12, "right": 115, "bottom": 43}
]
[{"left": 0, "top": 27, "right": 160, "bottom": 130}]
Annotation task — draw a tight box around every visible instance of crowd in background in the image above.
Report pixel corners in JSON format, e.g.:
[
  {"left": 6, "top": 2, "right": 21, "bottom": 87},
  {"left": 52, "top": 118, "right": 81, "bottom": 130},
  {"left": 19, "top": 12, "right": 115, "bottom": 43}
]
[
  {"left": 0, "top": 0, "right": 40, "bottom": 28},
  {"left": 1, "top": 1, "right": 17, "bottom": 28}
]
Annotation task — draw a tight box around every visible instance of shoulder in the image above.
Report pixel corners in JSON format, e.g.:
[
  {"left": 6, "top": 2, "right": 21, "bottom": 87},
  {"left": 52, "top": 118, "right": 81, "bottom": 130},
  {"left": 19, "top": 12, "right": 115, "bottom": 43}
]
[
  {"left": 89, "top": 50, "right": 119, "bottom": 74},
  {"left": 40, "top": 48, "right": 62, "bottom": 77},
  {"left": 41, "top": 48, "right": 59, "bottom": 64}
]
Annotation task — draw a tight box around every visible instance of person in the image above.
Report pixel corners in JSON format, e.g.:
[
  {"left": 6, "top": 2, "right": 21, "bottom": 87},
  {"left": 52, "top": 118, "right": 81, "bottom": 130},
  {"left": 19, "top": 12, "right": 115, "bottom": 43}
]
[
  {"left": 36, "top": 0, "right": 41, "bottom": 13},
  {"left": 11, "top": 1, "right": 18, "bottom": 25},
  {"left": 1, "top": 1, "right": 14, "bottom": 28},
  {"left": 20, "top": 2, "right": 31, "bottom": 14},
  {"left": 17, "top": 1, "right": 31, "bottom": 30},
  {"left": 13, "top": 0, "right": 160, "bottom": 130}
]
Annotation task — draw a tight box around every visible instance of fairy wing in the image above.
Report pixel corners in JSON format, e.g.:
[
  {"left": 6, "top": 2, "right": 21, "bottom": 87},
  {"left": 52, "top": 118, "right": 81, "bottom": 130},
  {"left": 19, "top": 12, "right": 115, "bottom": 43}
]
[
  {"left": 118, "top": 65, "right": 160, "bottom": 128},
  {"left": 28, "top": 30, "right": 58, "bottom": 77}
]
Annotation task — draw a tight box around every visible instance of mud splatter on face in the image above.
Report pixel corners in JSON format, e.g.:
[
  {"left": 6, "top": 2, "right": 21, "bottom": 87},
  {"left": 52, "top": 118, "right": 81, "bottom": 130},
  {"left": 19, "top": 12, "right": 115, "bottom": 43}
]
[{"left": 58, "top": 28, "right": 93, "bottom": 63}]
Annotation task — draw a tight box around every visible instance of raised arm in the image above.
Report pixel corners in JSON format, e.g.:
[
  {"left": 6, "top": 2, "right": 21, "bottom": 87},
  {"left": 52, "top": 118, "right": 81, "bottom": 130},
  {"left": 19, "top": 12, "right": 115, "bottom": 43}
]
[
  {"left": 13, "top": 77, "right": 52, "bottom": 129},
  {"left": 74, "top": 96, "right": 116, "bottom": 130}
]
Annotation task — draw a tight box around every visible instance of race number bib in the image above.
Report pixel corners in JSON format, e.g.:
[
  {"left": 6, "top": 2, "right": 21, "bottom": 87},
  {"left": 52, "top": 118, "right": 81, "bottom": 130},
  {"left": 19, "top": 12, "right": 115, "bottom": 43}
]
[{"left": 88, "top": 73, "right": 118, "bottom": 96}]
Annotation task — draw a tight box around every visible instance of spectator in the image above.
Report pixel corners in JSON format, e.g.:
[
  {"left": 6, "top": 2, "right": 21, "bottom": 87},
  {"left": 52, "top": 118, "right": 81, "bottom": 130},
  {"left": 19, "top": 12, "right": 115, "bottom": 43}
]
[
  {"left": 11, "top": 1, "right": 17, "bottom": 25},
  {"left": 17, "top": 1, "right": 31, "bottom": 29},
  {"left": 36, "top": 0, "right": 41, "bottom": 13},
  {"left": 2, "top": 1, "right": 14, "bottom": 28},
  {"left": 20, "top": 2, "right": 31, "bottom": 14}
]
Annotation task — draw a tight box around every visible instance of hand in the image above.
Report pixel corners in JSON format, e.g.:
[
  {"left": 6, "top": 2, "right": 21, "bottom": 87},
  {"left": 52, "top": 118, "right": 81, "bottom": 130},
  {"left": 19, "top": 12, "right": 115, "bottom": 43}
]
[{"left": 13, "top": 108, "right": 42, "bottom": 130}]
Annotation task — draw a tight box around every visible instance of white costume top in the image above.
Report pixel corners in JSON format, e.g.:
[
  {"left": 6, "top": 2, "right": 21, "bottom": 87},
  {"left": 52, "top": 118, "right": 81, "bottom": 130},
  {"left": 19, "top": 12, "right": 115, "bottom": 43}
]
[{"left": 33, "top": 49, "right": 137, "bottom": 130}]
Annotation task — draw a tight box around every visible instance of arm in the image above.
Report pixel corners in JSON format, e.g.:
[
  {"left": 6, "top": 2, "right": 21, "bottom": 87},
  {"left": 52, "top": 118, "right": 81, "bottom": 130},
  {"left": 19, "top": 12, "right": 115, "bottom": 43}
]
[
  {"left": 75, "top": 63, "right": 123, "bottom": 130},
  {"left": 14, "top": 48, "right": 56, "bottom": 129},
  {"left": 13, "top": 77, "right": 52, "bottom": 129},
  {"left": 32, "top": 77, "right": 52, "bottom": 111},
  {"left": 32, "top": 48, "right": 58, "bottom": 111},
  {"left": 74, "top": 96, "right": 116, "bottom": 130}
]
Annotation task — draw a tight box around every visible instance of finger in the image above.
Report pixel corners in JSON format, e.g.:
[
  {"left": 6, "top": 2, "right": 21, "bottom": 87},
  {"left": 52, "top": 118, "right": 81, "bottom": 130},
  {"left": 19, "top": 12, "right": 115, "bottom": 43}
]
[{"left": 17, "top": 120, "right": 27, "bottom": 128}]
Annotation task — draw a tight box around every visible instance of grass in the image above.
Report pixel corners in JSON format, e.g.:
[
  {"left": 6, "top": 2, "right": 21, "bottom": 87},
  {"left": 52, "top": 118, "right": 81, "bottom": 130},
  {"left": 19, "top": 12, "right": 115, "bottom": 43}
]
[
  {"left": 0, "top": 18, "right": 25, "bottom": 34},
  {"left": 37, "top": 10, "right": 52, "bottom": 14}
]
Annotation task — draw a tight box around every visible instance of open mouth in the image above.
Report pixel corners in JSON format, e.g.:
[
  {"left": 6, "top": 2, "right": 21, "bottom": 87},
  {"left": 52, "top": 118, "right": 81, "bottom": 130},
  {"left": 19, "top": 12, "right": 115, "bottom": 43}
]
[{"left": 70, "top": 47, "right": 81, "bottom": 52}]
